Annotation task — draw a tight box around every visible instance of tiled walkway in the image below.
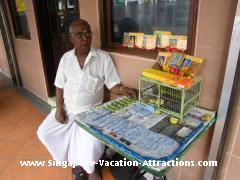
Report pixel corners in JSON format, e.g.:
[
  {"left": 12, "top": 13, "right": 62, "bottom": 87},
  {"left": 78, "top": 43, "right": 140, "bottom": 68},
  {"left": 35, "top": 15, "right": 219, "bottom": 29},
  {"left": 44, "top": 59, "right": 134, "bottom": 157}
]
[{"left": 0, "top": 79, "right": 114, "bottom": 180}]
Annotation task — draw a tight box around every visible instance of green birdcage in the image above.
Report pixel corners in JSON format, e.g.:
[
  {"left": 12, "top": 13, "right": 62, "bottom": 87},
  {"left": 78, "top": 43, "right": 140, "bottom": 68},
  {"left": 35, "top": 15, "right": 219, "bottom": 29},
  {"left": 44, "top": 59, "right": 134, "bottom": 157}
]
[{"left": 139, "top": 75, "right": 202, "bottom": 120}]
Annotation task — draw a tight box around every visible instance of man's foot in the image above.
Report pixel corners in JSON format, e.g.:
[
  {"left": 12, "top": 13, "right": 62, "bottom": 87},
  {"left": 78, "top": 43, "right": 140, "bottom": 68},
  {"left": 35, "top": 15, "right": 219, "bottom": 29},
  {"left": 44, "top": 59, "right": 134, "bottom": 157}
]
[
  {"left": 72, "top": 166, "right": 88, "bottom": 180},
  {"left": 88, "top": 165, "right": 102, "bottom": 180}
]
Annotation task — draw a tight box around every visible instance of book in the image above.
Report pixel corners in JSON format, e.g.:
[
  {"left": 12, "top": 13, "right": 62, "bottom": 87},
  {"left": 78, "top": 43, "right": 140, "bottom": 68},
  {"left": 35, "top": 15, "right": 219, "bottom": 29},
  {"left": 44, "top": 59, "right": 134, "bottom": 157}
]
[
  {"left": 169, "top": 35, "right": 178, "bottom": 48},
  {"left": 168, "top": 52, "right": 185, "bottom": 67},
  {"left": 176, "top": 36, "right": 187, "bottom": 50},
  {"left": 161, "top": 34, "right": 171, "bottom": 48},
  {"left": 155, "top": 52, "right": 172, "bottom": 71},
  {"left": 143, "top": 35, "right": 157, "bottom": 50},
  {"left": 123, "top": 33, "right": 130, "bottom": 47},
  {"left": 180, "top": 55, "right": 203, "bottom": 77},
  {"left": 169, "top": 35, "right": 187, "bottom": 50},
  {"left": 135, "top": 34, "right": 144, "bottom": 48},
  {"left": 128, "top": 32, "right": 144, "bottom": 48},
  {"left": 154, "top": 31, "right": 172, "bottom": 48}
]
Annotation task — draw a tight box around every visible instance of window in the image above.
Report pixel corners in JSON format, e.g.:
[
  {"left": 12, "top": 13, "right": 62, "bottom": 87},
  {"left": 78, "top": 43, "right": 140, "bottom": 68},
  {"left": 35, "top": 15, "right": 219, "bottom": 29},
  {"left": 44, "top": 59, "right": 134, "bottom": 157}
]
[
  {"left": 48, "top": 0, "right": 79, "bottom": 35},
  {"left": 101, "top": 0, "right": 199, "bottom": 55},
  {"left": 8, "top": 0, "right": 30, "bottom": 39}
]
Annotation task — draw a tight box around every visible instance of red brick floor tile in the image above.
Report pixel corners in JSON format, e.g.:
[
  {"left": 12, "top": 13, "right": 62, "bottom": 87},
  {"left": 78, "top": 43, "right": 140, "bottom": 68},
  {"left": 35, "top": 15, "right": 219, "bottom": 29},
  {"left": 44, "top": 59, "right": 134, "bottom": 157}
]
[
  {"left": 2, "top": 127, "right": 35, "bottom": 142},
  {"left": 0, "top": 141, "right": 24, "bottom": 159},
  {"left": 0, "top": 160, "right": 11, "bottom": 175},
  {"left": 0, "top": 159, "right": 33, "bottom": 180},
  {"left": 0, "top": 79, "right": 114, "bottom": 179},
  {"left": 16, "top": 139, "right": 52, "bottom": 160},
  {"left": 0, "top": 126, "right": 13, "bottom": 140}
]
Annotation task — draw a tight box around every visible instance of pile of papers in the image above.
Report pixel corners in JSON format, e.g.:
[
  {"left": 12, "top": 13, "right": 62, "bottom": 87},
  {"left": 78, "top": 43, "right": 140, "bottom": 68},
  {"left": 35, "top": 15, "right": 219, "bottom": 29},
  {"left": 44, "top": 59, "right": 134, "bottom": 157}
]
[{"left": 76, "top": 97, "right": 215, "bottom": 160}]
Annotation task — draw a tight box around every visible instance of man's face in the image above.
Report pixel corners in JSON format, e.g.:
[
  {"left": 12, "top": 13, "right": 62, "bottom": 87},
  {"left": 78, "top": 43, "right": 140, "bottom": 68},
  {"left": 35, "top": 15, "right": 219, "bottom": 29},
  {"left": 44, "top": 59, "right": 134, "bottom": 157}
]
[{"left": 70, "top": 24, "right": 92, "bottom": 54}]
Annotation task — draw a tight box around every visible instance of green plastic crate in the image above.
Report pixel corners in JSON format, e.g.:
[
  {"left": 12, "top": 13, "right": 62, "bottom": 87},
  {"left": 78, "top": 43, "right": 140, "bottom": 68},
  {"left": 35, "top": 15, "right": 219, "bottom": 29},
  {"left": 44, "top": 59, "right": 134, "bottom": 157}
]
[{"left": 139, "top": 75, "right": 202, "bottom": 120}]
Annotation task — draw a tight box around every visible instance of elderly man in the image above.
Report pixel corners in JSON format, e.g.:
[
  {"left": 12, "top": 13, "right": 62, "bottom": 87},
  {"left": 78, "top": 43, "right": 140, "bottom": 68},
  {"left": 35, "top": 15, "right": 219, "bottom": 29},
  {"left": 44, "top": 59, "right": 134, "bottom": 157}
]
[{"left": 37, "top": 19, "right": 136, "bottom": 180}]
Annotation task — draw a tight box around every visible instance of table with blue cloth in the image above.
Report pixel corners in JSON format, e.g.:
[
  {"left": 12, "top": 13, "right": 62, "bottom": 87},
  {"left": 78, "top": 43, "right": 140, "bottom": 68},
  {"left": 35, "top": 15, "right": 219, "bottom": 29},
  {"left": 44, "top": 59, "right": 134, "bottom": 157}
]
[{"left": 75, "top": 97, "right": 216, "bottom": 179}]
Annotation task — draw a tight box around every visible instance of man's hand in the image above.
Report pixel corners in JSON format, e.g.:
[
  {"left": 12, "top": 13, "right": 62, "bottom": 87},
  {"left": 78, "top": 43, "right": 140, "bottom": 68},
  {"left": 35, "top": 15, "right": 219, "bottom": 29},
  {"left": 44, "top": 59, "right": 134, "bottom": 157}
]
[
  {"left": 122, "top": 86, "right": 137, "bottom": 99},
  {"left": 55, "top": 87, "right": 67, "bottom": 124},
  {"left": 55, "top": 108, "right": 67, "bottom": 124},
  {"left": 110, "top": 84, "right": 137, "bottom": 99}
]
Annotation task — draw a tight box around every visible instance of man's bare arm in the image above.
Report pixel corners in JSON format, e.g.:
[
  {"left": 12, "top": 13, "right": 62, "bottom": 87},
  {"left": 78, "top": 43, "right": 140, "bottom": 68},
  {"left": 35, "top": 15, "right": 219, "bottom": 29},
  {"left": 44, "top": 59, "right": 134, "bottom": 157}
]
[
  {"left": 55, "top": 87, "right": 67, "bottom": 123},
  {"left": 110, "top": 84, "right": 137, "bottom": 98}
]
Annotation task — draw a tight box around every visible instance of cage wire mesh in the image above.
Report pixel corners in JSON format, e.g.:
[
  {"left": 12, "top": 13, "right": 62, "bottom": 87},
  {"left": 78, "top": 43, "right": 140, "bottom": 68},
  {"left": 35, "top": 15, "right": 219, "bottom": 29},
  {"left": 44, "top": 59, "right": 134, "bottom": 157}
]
[
  {"left": 139, "top": 76, "right": 202, "bottom": 120},
  {"left": 139, "top": 78, "right": 160, "bottom": 107}
]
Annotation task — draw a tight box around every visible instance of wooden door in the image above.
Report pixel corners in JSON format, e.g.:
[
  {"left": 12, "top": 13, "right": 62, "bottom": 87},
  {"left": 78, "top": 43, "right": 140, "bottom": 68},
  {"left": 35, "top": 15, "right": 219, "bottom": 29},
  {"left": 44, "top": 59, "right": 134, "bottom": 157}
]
[
  {"left": 33, "top": 0, "right": 79, "bottom": 96},
  {"left": 47, "top": 0, "right": 79, "bottom": 69}
]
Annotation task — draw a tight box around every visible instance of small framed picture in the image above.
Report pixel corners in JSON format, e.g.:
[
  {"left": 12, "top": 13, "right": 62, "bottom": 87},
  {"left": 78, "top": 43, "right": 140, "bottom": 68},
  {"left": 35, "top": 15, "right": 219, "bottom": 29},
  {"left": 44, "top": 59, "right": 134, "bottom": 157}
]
[
  {"left": 135, "top": 34, "right": 144, "bottom": 48},
  {"left": 177, "top": 36, "right": 187, "bottom": 50},
  {"left": 154, "top": 31, "right": 172, "bottom": 48},
  {"left": 155, "top": 52, "right": 172, "bottom": 71},
  {"left": 123, "top": 33, "right": 130, "bottom": 47},
  {"left": 168, "top": 52, "right": 185, "bottom": 67},
  {"left": 128, "top": 32, "right": 144, "bottom": 48},
  {"left": 183, "top": 55, "right": 203, "bottom": 76},
  {"left": 169, "top": 37, "right": 178, "bottom": 48},
  {"left": 169, "top": 35, "right": 187, "bottom": 50},
  {"left": 144, "top": 35, "right": 157, "bottom": 50}
]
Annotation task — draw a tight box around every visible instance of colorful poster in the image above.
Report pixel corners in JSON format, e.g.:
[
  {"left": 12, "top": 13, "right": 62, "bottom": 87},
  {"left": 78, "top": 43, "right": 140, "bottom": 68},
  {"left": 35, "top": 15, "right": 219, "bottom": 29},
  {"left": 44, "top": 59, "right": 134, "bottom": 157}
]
[
  {"left": 144, "top": 35, "right": 157, "bottom": 50},
  {"left": 154, "top": 31, "right": 172, "bottom": 48},
  {"left": 15, "top": 0, "right": 26, "bottom": 12}
]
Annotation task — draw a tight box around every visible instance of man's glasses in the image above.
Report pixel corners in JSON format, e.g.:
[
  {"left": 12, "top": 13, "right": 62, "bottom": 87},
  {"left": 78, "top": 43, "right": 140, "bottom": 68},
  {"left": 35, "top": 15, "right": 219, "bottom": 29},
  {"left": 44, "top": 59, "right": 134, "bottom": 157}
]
[{"left": 71, "top": 31, "right": 92, "bottom": 39}]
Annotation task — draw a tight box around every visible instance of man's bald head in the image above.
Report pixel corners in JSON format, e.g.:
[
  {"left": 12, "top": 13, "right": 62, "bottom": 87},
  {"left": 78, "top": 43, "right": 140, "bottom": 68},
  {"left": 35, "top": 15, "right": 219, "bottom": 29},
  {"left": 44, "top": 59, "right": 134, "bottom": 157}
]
[
  {"left": 69, "top": 19, "right": 91, "bottom": 34},
  {"left": 69, "top": 19, "right": 92, "bottom": 55}
]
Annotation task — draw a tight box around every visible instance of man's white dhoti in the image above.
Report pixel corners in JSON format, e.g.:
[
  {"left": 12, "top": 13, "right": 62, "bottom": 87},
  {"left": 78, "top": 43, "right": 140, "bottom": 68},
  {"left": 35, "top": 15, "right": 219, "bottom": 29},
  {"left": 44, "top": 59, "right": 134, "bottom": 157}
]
[
  {"left": 37, "top": 111, "right": 105, "bottom": 173},
  {"left": 37, "top": 48, "right": 121, "bottom": 173}
]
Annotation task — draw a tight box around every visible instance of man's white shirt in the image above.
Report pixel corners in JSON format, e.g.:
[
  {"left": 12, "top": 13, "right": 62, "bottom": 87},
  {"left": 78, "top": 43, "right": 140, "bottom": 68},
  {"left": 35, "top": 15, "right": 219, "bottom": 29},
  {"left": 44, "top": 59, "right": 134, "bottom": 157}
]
[{"left": 54, "top": 47, "right": 121, "bottom": 114}]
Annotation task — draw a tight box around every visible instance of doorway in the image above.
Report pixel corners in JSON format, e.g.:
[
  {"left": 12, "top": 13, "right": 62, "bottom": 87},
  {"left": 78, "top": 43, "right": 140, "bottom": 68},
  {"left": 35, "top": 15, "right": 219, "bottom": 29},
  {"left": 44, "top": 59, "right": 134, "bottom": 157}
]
[
  {"left": 33, "top": 0, "right": 79, "bottom": 96},
  {"left": 0, "top": 0, "right": 21, "bottom": 86}
]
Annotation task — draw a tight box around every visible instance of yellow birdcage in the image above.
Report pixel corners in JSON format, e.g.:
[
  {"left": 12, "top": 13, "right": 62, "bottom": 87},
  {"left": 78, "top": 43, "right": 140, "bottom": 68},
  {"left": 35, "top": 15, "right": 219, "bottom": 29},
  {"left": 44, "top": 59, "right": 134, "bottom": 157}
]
[{"left": 139, "top": 69, "right": 202, "bottom": 120}]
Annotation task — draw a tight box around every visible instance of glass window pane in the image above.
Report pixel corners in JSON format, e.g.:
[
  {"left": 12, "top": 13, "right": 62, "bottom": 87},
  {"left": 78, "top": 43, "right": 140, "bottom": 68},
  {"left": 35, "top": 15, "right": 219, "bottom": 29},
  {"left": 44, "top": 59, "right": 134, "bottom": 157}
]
[
  {"left": 67, "top": 0, "right": 75, "bottom": 10},
  {"left": 57, "top": 0, "right": 65, "bottom": 12},
  {"left": 9, "top": 0, "right": 30, "bottom": 39},
  {"left": 58, "top": 15, "right": 65, "bottom": 33},
  {"left": 112, "top": 0, "right": 190, "bottom": 43}
]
